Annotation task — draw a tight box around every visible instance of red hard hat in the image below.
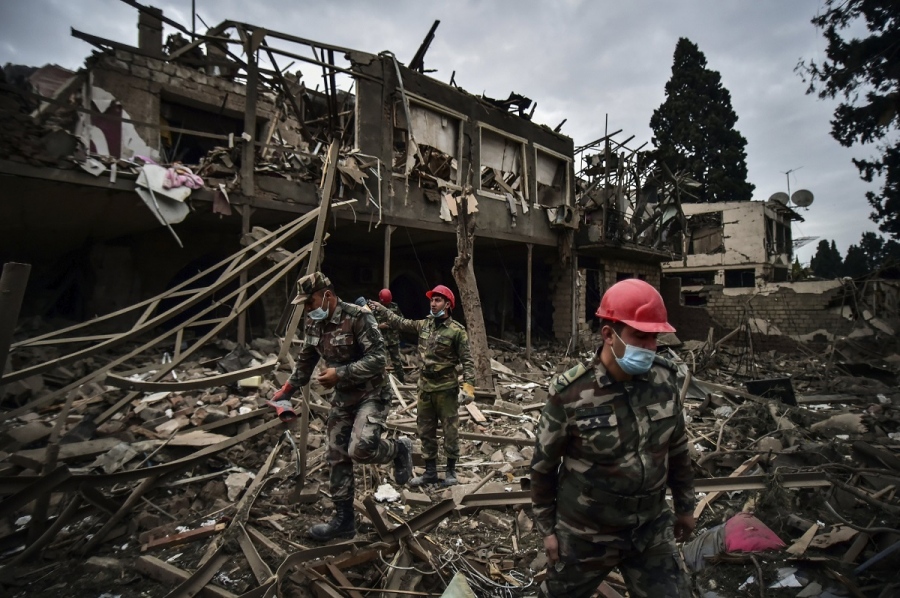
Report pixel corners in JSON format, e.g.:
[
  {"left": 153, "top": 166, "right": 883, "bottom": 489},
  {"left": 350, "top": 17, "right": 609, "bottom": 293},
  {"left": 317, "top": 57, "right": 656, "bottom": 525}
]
[
  {"left": 378, "top": 288, "right": 392, "bottom": 303},
  {"left": 426, "top": 284, "right": 455, "bottom": 310},
  {"left": 595, "top": 279, "right": 675, "bottom": 333}
]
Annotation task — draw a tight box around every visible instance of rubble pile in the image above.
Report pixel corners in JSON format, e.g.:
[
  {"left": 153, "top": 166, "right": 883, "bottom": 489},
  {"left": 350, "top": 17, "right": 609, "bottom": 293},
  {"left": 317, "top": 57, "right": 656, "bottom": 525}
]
[{"left": 1, "top": 324, "right": 899, "bottom": 598}]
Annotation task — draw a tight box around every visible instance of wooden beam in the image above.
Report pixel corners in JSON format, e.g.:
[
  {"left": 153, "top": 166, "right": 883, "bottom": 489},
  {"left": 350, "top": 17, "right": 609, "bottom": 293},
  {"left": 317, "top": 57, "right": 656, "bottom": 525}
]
[
  {"left": 142, "top": 523, "right": 226, "bottom": 552},
  {"left": 135, "top": 556, "right": 238, "bottom": 598},
  {"left": 241, "top": 29, "right": 263, "bottom": 196}
]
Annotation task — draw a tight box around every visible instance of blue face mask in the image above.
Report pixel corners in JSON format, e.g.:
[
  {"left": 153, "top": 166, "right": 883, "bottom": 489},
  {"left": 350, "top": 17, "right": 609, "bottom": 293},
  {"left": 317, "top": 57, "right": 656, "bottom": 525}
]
[
  {"left": 308, "top": 292, "right": 331, "bottom": 321},
  {"left": 429, "top": 309, "right": 446, "bottom": 319},
  {"left": 612, "top": 330, "right": 656, "bottom": 375}
]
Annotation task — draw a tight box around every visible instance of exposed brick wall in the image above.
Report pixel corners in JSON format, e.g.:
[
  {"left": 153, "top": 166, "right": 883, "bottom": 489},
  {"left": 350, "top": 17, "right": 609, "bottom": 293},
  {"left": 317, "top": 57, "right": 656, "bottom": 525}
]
[
  {"left": 549, "top": 259, "right": 576, "bottom": 342},
  {"left": 89, "top": 49, "right": 301, "bottom": 152},
  {"left": 662, "top": 277, "right": 860, "bottom": 350}
]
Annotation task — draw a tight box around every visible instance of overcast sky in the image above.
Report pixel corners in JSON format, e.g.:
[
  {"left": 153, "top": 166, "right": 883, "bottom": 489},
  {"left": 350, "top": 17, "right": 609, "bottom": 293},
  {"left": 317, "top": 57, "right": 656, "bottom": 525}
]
[{"left": 0, "top": 0, "right": 884, "bottom": 264}]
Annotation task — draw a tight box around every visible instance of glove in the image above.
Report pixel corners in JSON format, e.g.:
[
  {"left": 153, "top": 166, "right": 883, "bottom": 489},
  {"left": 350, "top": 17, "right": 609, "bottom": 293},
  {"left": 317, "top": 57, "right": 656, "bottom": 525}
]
[
  {"left": 458, "top": 382, "right": 475, "bottom": 405},
  {"left": 273, "top": 382, "right": 296, "bottom": 402},
  {"left": 267, "top": 382, "right": 297, "bottom": 422}
]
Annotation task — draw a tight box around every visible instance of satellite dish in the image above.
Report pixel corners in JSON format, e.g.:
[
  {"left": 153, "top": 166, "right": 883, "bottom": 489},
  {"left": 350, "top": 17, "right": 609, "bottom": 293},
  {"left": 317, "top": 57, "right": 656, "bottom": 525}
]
[
  {"left": 769, "top": 192, "right": 789, "bottom": 205},
  {"left": 791, "top": 189, "right": 814, "bottom": 208}
]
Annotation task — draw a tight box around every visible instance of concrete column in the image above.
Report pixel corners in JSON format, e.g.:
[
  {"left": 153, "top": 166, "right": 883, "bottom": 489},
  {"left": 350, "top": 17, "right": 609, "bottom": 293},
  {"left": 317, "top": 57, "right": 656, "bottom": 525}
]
[{"left": 526, "top": 243, "right": 533, "bottom": 361}]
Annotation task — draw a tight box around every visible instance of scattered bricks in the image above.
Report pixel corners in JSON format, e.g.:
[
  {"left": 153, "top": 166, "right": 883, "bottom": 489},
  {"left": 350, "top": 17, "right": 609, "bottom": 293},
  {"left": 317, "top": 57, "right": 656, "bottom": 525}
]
[
  {"left": 139, "top": 406, "right": 166, "bottom": 422},
  {"left": 155, "top": 415, "right": 190, "bottom": 435},
  {"left": 516, "top": 509, "right": 534, "bottom": 534},
  {"left": 288, "top": 481, "right": 320, "bottom": 504},
  {"left": 135, "top": 512, "right": 165, "bottom": 533},
  {"left": 138, "top": 521, "right": 178, "bottom": 544},
  {"left": 95, "top": 420, "right": 126, "bottom": 436},
  {"left": 477, "top": 511, "right": 511, "bottom": 530},
  {"left": 492, "top": 398, "right": 523, "bottom": 416},
  {"left": 222, "top": 396, "right": 241, "bottom": 410},
  {"left": 200, "top": 480, "right": 227, "bottom": 501},
  {"left": 402, "top": 489, "right": 431, "bottom": 506}
]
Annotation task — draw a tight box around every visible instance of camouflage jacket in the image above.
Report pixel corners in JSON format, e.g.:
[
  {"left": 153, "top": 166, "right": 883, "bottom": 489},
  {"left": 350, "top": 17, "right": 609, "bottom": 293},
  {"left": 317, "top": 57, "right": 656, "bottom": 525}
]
[
  {"left": 530, "top": 355, "right": 695, "bottom": 541},
  {"left": 289, "top": 300, "right": 386, "bottom": 404},
  {"left": 374, "top": 302, "right": 403, "bottom": 346},
  {"left": 379, "top": 310, "right": 475, "bottom": 392}
]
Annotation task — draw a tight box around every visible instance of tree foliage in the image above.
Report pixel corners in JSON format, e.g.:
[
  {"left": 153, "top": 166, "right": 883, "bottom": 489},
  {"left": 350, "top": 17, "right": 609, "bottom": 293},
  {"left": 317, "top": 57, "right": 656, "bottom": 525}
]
[
  {"left": 841, "top": 231, "right": 900, "bottom": 277},
  {"left": 650, "top": 38, "right": 755, "bottom": 203},
  {"left": 810, "top": 239, "right": 843, "bottom": 278},
  {"left": 798, "top": 0, "right": 900, "bottom": 237}
]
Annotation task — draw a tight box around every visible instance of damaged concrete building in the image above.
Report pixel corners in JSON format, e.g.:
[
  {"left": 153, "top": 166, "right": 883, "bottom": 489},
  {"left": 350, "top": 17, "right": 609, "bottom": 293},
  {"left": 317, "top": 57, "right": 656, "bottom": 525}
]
[{"left": 0, "top": 5, "right": 673, "bottom": 355}]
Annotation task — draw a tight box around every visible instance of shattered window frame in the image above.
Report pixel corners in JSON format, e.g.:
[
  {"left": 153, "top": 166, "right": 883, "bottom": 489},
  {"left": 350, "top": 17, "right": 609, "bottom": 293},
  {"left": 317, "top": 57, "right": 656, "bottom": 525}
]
[
  {"left": 393, "top": 94, "right": 465, "bottom": 187},
  {"left": 478, "top": 123, "right": 529, "bottom": 201},
  {"left": 534, "top": 144, "right": 572, "bottom": 207}
]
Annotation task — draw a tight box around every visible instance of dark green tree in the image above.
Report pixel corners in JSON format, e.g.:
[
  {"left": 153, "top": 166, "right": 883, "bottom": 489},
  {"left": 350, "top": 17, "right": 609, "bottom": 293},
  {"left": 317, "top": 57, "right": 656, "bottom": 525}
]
[
  {"left": 841, "top": 231, "right": 900, "bottom": 276},
  {"left": 650, "top": 38, "right": 755, "bottom": 203},
  {"left": 797, "top": 0, "right": 900, "bottom": 237},
  {"left": 842, "top": 244, "right": 869, "bottom": 277},
  {"left": 810, "top": 239, "right": 843, "bottom": 278}
]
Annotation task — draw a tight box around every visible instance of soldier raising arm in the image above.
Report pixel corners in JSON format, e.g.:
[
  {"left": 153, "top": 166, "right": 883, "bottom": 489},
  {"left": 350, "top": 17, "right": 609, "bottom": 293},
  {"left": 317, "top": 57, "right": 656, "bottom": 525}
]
[{"left": 369, "top": 284, "right": 475, "bottom": 486}]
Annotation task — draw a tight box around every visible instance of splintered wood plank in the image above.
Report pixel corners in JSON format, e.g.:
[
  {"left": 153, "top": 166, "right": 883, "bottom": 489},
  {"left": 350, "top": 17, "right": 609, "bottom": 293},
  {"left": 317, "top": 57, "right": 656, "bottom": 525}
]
[
  {"left": 786, "top": 523, "right": 819, "bottom": 556},
  {"left": 13, "top": 437, "right": 121, "bottom": 464},
  {"left": 141, "top": 523, "right": 226, "bottom": 552},
  {"left": 134, "top": 556, "right": 238, "bottom": 598},
  {"left": 465, "top": 402, "right": 487, "bottom": 423}
]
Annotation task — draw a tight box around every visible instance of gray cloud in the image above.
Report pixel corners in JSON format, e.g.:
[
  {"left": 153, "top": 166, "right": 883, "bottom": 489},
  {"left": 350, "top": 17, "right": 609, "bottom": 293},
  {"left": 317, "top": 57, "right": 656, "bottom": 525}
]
[{"left": 0, "top": 0, "right": 881, "bottom": 262}]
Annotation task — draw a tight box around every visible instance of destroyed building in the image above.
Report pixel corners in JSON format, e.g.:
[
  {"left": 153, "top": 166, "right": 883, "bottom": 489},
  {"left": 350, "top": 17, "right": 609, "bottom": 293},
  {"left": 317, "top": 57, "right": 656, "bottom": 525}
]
[
  {"left": 3, "top": 5, "right": 900, "bottom": 598},
  {"left": 0, "top": 5, "right": 675, "bottom": 355},
  {"left": 662, "top": 198, "right": 804, "bottom": 297}
]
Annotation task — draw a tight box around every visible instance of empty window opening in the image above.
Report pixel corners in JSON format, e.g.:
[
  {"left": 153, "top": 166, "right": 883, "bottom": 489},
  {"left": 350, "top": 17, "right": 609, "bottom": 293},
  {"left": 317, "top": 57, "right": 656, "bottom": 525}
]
[
  {"left": 724, "top": 268, "right": 755, "bottom": 288},
  {"left": 535, "top": 148, "right": 569, "bottom": 206},
  {"left": 480, "top": 127, "right": 527, "bottom": 201},
  {"left": 394, "top": 101, "right": 460, "bottom": 183},
  {"left": 160, "top": 98, "right": 244, "bottom": 165},
  {"left": 685, "top": 211, "right": 724, "bottom": 255}
]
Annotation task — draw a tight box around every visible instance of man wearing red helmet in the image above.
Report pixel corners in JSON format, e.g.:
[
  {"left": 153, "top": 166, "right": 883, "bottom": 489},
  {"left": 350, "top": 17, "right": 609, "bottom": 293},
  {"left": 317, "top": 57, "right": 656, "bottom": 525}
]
[
  {"left": 530, "top": 278, "right": 696, "bottom": 598},
  {"left": 369, "top": 284, "right": 475, "bottom": 486},
  {"left": 375, "top": 288, "right": 406, "bottom": 383}
]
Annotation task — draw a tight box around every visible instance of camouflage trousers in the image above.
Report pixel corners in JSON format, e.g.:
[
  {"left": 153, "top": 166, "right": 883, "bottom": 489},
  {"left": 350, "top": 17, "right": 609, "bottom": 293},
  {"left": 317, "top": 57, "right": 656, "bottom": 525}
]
[
  {"left": 541, "top": 511, "right": 690, "bottom": 598},
  {"left": 327, "top": 386, "right": 398, "bottom": 502},
  {"left": 417, "top": 387, "right": 459, "bottom": 461},
  {"left": 386, "top": 343, "right": 405, "bottom": 382}
]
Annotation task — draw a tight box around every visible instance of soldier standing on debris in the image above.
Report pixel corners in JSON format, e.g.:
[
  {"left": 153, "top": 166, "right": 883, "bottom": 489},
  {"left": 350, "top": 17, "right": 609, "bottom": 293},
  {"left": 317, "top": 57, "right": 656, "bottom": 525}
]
[
  {"left": 530, "top": 278, "right": 696, "bottom": 598},
  {"left": 375, "top": 288, "right": 406, "bottom": 383},
  {"left": 269, "top": 272, "right": 413, "bottom": 541},
  {"left": 369, "top": 284, "right": 475, "bottom": 487}
]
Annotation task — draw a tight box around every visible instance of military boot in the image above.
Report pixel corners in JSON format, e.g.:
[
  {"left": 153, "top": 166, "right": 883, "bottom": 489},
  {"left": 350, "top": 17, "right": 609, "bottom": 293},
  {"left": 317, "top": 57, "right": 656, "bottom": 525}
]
[
  {"left": 409, "top": 459, "right": 439, "bottom": 486},
  {"left": 443, "top": 459, "right": 458, "bottom": 486},
  {"left": 393, "top": 437, "right": 413, "bottom": 485},
  {"left": 308, "top": 499, "right": 356, "bottom": 541}
]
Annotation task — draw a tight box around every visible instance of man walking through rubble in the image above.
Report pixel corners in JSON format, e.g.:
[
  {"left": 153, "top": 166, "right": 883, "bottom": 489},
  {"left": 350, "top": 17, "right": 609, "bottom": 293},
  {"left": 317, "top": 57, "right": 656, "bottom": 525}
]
[
  {"left": 368, "top": 284, "right": 475, "bottom": 487},
  {"left": 375, "top": 288, "right": 406, "bottom": 383},
  {"left": 269, "top": 272, "right": 413, "bottom": 541},
  {"left": 530, "top": 278, "right": 696, "bottom": 598}
]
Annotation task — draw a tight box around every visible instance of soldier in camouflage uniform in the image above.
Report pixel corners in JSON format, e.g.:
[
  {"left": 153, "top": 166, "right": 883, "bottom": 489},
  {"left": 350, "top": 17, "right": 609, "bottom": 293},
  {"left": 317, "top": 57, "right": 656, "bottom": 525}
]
[
  {"left": 270, "top": 272, "right": 413, "bottom": 541},
  {"left": 530, "top": 279, "right": 696, "bottom": 598},
  {"left": 376, "top": 288, "right": 406, "bottom": 383},
  {"left": 369, "top": 284, "right": 475, "bottom": 486}
]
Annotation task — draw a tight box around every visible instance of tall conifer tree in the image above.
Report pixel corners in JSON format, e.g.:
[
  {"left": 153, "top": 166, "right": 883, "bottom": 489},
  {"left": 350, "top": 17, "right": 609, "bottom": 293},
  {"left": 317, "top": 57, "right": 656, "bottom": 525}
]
[{"left": 650, "top": 38, "right": 755, "bottom": 203}]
